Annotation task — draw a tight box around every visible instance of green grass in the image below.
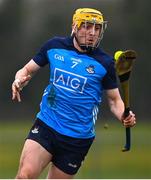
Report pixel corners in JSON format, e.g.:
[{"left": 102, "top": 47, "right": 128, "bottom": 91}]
[{"left": 0, "top": 120, "right": 151, "bottom": 178}]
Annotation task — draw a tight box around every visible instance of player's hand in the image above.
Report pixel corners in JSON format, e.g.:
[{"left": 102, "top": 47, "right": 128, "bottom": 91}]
[
  {"left": 121, "top": 111, "right": 136, "bottom": 127},
  {"left": 12, "top": 75, "right": 31, "bottom": 102}
]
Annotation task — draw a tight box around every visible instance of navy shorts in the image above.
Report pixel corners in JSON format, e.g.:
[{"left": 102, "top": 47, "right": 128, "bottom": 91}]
[{"left": 27, "top": 118, "right": 94, "bottom": 175}]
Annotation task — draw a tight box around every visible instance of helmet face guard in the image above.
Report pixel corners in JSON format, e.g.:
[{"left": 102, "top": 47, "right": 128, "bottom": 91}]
[{"left": 71, "top": 8, "right": 107, "bottom": 51}]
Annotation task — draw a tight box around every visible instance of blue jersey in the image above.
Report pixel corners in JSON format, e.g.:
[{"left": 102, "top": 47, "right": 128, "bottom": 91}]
[{"left": 33, "top": 36, "right": 117, "bottom": 138}]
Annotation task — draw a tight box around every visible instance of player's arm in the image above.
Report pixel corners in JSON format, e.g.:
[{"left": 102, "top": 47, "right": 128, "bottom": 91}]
[
  {"left": 12, "top": 59, "right": 41, "bottom": 102},
  {"left": 106, "top": 88, "right": 136, "bottom": 127},
  {"left": 106, "top": 88, "right": 124, "bottom": 121}
]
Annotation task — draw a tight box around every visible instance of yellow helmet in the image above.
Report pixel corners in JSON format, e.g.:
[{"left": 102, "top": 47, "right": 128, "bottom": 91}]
[
  {"left": 72, "top": 8, "right": 106, "bottom": 28},
  {"left": 72, "top": 8, "right": 107, "bottom": 51}
]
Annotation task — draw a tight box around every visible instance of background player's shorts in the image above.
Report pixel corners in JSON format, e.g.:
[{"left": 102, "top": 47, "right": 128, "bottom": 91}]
[{"left": 27, "top": 118, "right": 94, "bottom": 175}]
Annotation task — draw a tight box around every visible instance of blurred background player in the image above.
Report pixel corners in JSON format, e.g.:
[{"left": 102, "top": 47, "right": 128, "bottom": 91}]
[{"left": 12, "top": 8, "right": 136, "bottom": 179}]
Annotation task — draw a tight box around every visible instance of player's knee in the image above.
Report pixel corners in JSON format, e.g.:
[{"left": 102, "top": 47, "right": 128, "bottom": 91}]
[{"left": 16, "top": 166, "right": 38, "bottom": 179}]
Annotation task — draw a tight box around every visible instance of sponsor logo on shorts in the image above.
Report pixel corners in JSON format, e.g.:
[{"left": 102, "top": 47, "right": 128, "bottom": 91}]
[
  {"left": 68, "top": 163, "right": 78, "bottom": 168},
  {"left": 53, "top": 68, "right": 87, "bottom": 93},
  {"left": 31, "top": 127, "right": 39, "bottom": 134}
]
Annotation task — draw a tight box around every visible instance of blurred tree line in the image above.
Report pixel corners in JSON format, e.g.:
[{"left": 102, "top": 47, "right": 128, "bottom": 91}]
[{"left": 0, "top": 0, "right": 150, "bottom": 121}]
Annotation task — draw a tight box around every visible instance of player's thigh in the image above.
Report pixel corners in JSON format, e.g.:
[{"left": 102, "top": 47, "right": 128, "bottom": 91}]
[
  {"left": 47, "top": 163, "right": 74, "bottom": 179},
  {"left": 19, "top": 139, "right": 52, "bottom": 173}
]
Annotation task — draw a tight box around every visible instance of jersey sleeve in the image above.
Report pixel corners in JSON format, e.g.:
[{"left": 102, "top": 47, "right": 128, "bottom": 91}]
[
  {"left": 32, "top": 41, "right": 50, "bottom": 67},
  {"left": 102, "top": 59, "right": 118, "bottom": 90}
]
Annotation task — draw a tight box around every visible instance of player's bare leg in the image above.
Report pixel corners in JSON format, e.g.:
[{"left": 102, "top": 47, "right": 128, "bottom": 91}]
[
  {"left": 16, "top": 139, "right": 52, "bottom": 179},
  {"left": 47, "top": 164, "right": 74, "bottom": 179}
]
